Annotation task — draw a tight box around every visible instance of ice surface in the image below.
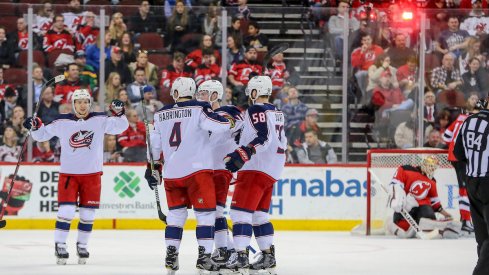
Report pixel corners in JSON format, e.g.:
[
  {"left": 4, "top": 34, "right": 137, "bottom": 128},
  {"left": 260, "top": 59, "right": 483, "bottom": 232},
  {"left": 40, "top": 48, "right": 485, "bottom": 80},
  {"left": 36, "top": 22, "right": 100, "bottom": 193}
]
[{"left": 0, "top": 230, "right": 476, "bottom": 275}]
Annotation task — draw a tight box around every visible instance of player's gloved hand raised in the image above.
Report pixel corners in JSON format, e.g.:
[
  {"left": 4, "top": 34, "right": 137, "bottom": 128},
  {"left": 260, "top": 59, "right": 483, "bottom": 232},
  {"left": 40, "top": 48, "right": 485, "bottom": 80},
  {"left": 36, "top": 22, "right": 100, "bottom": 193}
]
[
  {"left": 144, "top": 163, "right": 162, "bottom": 190},
  {"left": 224, "top": 145, "right": 255, "bottom": 172},
  {"left": 109, "top": 99, "right": 125, "bottom": 117},
  {"left": 23, "top": 117, "right": 42, "bottom": 131}
]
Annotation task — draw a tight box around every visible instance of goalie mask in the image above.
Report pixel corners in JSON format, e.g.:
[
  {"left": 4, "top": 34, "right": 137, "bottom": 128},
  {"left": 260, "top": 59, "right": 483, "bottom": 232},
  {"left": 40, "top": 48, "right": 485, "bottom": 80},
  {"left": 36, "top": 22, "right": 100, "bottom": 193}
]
[
  {"left": 71, "top": 89, "right": 92, "bottom": 117},
  {"left": 421, "top": 155, "right": 439, "bottom": 179},
  {"left": 171, "top": 77, "right": 196, "bottom": 101},
  {"left": 245, "top": 75, "right": 272, "bottom": 102},
  {"left": 196, "top": 80, "right": 223, "bottom": 103}
]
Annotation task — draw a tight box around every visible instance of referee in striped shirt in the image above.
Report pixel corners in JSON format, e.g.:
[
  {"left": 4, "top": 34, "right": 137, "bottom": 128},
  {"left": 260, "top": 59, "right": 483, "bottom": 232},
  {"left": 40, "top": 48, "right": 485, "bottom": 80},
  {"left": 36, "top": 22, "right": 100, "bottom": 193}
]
[{"left": 454, "top": 98, "right": 489, "bottom": 275}]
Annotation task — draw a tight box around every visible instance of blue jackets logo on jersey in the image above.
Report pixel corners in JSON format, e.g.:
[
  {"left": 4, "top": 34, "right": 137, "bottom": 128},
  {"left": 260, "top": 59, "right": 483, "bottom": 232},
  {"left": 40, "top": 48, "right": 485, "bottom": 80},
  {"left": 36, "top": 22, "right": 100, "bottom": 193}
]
[{"left": 69, "top": 130, "right": 95, "bottom": 150}]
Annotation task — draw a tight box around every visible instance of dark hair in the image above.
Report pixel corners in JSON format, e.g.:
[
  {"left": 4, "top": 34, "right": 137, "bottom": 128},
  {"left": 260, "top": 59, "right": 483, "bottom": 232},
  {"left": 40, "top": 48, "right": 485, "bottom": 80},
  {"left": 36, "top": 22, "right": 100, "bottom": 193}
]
[
  {"left": 406, "top": 55, "right": 419, "bottom": 65},
  {"left": 173, "top": 51, "right": 185, "bottom": 61},
  {"left": 134, "top": 67, "right": 145, "bottom": 75},
  {"left": 373, "top": 53, "right": 389, "bottom": 67},
  {"left": 466, "top": 57, "right": 481, "bottom": 72},
  {"left": 66, "top": 63, "right": 78, "bottom": 71},
  {"left": 248, "top": 21, "right": 260, "bottom": 31},
  {"left": 202, "top": 48, "right": 214, "bottom": 56},
  {"left": 447, "top": 15, "right": 459, "bottom": 22},
  {"left": 305, "top": 129, "right": 318, "bottom": 136}
]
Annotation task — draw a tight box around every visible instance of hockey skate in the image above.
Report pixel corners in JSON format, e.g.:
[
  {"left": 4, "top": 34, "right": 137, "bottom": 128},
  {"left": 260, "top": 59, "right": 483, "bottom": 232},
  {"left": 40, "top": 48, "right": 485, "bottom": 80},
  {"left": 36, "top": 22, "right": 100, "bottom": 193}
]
[
  {"left": 76, "top": 242, "right": 89, "bottom": 265},
  {"left": 461, "top": 220, "right": 475, "bottom": 237},
  {"left": 211, "top": 247, "right": 234, "bottom": 274},
  {"left": 165, "top": 245, "right": 179, "bottom": 275},
  {"left": 250, "top": 245, "right": 277, "bottom": 275},
  {"left": 226, "top": 249, "right": 249, "bottom": 275},
  {"left": 55, "top": 243, "right": 69, "bottom": 265},
  {"left": 196, "top": 246, "right": 220, "bottom": 274}
]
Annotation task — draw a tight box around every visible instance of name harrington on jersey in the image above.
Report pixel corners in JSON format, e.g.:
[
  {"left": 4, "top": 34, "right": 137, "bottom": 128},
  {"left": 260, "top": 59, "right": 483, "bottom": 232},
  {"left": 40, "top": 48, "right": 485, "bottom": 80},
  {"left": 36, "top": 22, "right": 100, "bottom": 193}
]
[{"left": 158, "top": 109, "right": 192, "bottom": 121}]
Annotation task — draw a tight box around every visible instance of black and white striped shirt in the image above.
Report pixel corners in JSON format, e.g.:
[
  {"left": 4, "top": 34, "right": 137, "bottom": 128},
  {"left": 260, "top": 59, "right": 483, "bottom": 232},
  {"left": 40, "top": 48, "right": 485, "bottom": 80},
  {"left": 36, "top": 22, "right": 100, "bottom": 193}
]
[{"left": 454, "top": 109, "right": 489, "bottom": 177}]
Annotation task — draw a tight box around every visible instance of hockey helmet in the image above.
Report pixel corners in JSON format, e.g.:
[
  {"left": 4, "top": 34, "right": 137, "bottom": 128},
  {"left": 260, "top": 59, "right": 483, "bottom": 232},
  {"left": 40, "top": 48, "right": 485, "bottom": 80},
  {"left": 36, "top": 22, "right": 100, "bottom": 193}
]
[
  {"left": 71, "top": 89, "right": 92, "bottom": 116},
  {"left": 197, "top": 80, "right": 223, "bottom": 103},
  {"left": 421, "top": 155, "right": 439, "bottom": 179},
  {"left": 171, "top": 77, "right": 196, "bottom": 101},
  {"left": 245, "top": 75, "right": 272, "bottom": 101}
]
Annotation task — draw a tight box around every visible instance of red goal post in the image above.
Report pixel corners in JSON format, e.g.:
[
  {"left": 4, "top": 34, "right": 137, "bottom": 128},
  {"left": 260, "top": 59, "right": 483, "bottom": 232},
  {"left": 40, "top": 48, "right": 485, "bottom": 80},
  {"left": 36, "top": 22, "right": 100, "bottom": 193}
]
[{"left": 360, "top": 149, "right": 453, "bottom": 236}]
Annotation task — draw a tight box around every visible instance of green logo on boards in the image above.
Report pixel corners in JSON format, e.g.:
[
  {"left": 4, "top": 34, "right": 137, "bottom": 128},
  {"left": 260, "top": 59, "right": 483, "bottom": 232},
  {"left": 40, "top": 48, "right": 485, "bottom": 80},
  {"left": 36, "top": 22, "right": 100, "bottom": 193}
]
[{"left": 113, "top": 171, "right": 141, "bottom": 198}]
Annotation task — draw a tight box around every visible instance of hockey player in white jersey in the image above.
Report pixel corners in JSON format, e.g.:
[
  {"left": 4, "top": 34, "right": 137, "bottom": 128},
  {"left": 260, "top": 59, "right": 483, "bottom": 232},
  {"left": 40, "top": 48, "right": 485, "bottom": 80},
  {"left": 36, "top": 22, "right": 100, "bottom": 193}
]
[
  {"left": 144, "top": 77, "right": 235, "bottom": 274},
  {"left": 23, "top": 89, "right": 128, "bottom": 265},
  {"left": 195, "top": 80, "right": 244, "bottom": 270},
  {"left": 224, "top": 76, "right": 286, "bottom": 275}
]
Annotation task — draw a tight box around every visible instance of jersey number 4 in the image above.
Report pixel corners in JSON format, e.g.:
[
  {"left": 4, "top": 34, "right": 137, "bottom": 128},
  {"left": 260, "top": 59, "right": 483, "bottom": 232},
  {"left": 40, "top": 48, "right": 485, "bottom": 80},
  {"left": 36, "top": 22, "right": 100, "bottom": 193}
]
[{"left": 169, "top": 122, "right": 182, "bottom": 147}]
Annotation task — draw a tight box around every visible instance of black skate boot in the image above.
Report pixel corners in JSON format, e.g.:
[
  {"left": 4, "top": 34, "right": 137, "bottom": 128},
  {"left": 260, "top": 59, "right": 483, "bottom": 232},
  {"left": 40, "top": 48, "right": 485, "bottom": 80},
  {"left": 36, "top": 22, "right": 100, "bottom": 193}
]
[
  {"left": 226, "top": 248, "right": 249, "bottom": 275},
  {"left": 165, "top": 245, "right": 179, "bottom": 275},
  {"left": 196, "top": 246, "right": 219, "bottom": 274},
  {"left": 55, "top": 243, "right": 69, "bottom": 265},
  {"left": 250, "top": 245, "right": 277, "bottom": 275},
  {"left": 461, "top": 220, "right": 475, "bottom": 236},
  {"left": 76, "top": 242, "right": 89, "bottom": 265},
  {"left": 212, "top": 247, "right": 235, "bottom": 274}
]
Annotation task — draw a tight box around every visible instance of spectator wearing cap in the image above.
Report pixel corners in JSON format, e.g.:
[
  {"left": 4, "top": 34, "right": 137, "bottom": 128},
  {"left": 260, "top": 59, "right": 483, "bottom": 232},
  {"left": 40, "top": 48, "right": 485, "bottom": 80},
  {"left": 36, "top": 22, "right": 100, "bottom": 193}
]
[
  {"left": 194, "top": 48, "right": 221, "bottom": 86},
  {"left": 105, "top": 46, "right": 132, "bottom": 85},
  {"left": 287, "top": 108, "right": 322, "bottom": 148},
  {"left": 228, "top": 46, "right": 262, "bottom": 107},
  {"left": 74, "top": 50, "right": 97, "bottom": 91},
  {"left": 461, "top": 0, "right": 489, "bottom": 36},
  {"left": 0, "top": 87, "right": 18, "bottom": 124},
  {"left": 134, "top": 85, "right": 163, "bottom": 123},
  {"left": 295, "top": 130, "right": 337, "bottom": 164},
  {"left": 281, "top": 86, "right": 309, "bottom": 131},
  {"left": 243, "top": 21, "right": 268, "bottom": 51},
  {"left": 130, "top": 1, "right": 161, "bottom": 35},
  {"left": 160, "top": 51, "right": 194, "bottom": 90},
  {"left": 127, "top": 67, "right": 152, "bottom": 105},
  {"left": 75, "top": 11, "right": 100, "bottom": 50},
  {"left": 128, "top": 50, "right": 159, "bottom": 88}
]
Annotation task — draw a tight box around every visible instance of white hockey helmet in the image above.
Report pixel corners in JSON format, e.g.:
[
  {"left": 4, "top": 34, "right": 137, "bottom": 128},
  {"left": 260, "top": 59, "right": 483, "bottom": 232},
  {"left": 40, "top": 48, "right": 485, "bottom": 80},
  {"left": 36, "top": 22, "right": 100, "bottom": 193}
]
[
  {"left": 420, "top": 155, "right": 439, "bottom": 179},
  {"left": 197, "top": 80, "right": 223, "bottom": 103},
  {"left": 171, "top": 77, "right": 196, "bottom": 101},
  {"left": 71, "top": 89, "right": 92, "bottom": 116},
  {"left": 245, "top": 75, "right": 272, "bottom": 100}
]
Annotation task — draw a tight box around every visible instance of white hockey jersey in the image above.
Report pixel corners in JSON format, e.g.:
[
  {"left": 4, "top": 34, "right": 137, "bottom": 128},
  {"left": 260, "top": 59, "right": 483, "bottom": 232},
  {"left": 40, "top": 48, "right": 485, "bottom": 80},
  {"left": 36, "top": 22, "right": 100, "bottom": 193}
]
[
  {"left": 239, "top": 103, "right": 286, "bottom": 180},
  {"left": 31, "top": 112, "right": 129, "bottom": 174},
  {"left": 210, "top": 105, "right": 244, "bottom": 171},
  {"left": 460, "top": 16, "right": 489, "bottom": 36},
  {"left": 150, "top": 100, "right": 232, "bottom": 179}
]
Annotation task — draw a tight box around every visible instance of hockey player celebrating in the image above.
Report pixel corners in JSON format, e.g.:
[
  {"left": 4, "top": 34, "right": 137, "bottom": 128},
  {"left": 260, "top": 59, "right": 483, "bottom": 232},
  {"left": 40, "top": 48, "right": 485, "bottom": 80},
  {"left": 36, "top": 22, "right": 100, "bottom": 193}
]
[
  {"left": 144, "top": 77, "right": 235, "bottom": 274},
  {"left": 195, "top": 79, "right": 243, "bottom": 270},
  {"left": 23, "top": 89, "right": 129, "bottom": 265},
  {"left": 224, "top": 76, "right": 286, "bottom": 275},
  {"left": 386, "top": 155, "right": 461, "bottom": 239}
]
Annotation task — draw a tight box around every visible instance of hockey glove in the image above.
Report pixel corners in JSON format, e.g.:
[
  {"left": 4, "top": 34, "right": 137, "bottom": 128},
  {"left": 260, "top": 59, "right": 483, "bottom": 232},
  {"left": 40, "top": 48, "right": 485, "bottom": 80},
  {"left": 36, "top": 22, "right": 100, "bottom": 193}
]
[
  {"left": 23, "top": 117, "right": 43, "bottom": 131},
  {"left": 109, "top": 99, "right": 125, "bottom": 117},
  {"left": 145, "top": 162, "right": 162, "bottom": 190},
  {"left": 224, "top": 145, "right": 255, "bottom": 172}
]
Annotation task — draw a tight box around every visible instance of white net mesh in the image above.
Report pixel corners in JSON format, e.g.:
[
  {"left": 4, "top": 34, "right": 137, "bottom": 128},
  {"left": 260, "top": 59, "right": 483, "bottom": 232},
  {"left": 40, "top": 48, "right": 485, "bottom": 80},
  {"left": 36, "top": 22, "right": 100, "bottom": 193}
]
[{"left": 352, "top": 149, "right": 452, "bottom": 235}]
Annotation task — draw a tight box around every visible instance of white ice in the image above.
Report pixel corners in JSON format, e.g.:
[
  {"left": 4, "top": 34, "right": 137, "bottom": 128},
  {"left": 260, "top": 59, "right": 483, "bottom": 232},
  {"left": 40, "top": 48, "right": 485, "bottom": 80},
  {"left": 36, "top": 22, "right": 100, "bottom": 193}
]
[{"left": 0, "top": 230, "right": 477, "bottom": 275}]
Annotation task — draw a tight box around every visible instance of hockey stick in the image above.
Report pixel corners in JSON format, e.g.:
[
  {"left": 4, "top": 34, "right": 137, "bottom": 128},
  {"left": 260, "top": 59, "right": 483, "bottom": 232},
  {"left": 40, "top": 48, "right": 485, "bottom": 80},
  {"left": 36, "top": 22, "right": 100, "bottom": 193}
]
[
  {"left": 0, "top": 74, "right": 65, "bottom": 229},
  {"left": 139, "top": 86, "right": 167, "bottom": 224},
  {"left": 261, "top": 43, "right": 289, "bottom": 74},
  {"left": 368, "top": 169, "right": 439, "bottom": 240}
]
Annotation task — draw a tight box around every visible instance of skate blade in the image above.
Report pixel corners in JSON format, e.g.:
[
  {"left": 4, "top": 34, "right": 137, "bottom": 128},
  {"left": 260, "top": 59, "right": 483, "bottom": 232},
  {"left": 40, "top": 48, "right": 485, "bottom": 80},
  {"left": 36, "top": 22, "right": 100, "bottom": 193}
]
[
  {"left": 78, "top": 257, "right": 88, "bottom": 265},
  {"left": 56, "top": 258, "right": 67, "bottom": 265}
]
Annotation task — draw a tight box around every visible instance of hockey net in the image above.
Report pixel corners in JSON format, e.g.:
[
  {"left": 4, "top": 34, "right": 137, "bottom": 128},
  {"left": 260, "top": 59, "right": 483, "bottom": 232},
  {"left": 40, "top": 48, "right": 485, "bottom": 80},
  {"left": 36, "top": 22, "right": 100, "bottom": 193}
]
[{"left": 352, "top": 149, "right": 453, "bottom": 236}]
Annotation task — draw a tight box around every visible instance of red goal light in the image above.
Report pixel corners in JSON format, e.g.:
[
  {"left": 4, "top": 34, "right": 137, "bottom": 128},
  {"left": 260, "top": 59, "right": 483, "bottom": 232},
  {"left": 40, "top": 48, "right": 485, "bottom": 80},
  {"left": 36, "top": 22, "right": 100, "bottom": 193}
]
[{"left": 402, "top": 11, "right": 414, "bottom": 20}]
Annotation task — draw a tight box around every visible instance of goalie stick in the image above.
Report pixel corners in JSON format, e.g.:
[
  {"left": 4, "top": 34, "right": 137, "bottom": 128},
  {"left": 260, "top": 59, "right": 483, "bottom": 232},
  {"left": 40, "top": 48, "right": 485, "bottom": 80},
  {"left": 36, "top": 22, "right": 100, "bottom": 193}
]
[
  {"left": 368, "top": 169, "right": 439, "bottom": 240},
  {"left": 0, "top": 74, "right": 66, "bottom": 229},
  {"left": 139, "top": 86, "right": 167, "bottom": 224}
]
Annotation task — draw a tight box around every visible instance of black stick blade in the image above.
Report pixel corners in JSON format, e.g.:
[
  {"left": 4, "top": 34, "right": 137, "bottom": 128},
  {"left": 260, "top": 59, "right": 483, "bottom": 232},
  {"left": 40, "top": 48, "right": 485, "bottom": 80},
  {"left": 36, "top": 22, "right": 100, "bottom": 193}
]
[{"left": 0, "top": 220, "right": 6, "bottom": 229}]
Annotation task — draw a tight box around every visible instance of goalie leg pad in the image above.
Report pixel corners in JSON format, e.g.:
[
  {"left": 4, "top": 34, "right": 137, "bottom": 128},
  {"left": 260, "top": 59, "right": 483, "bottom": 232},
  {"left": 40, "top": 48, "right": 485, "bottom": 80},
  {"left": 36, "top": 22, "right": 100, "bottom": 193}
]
[
  {"left": 388, "top": 220, "right": 416, "bottom": 238},
  {"left": 441, "top": 221, "right": 462, "bottom": 239},
  {"left": 419, "top": 218, "right": 452, "bottom": 230}
]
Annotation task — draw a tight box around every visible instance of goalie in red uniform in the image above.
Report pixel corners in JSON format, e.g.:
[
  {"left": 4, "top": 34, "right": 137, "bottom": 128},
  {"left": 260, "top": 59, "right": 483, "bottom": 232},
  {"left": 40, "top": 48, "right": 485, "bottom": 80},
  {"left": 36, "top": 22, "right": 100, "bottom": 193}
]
[{"left": 386, "top": 155, "right": 462, "bottom": 239}]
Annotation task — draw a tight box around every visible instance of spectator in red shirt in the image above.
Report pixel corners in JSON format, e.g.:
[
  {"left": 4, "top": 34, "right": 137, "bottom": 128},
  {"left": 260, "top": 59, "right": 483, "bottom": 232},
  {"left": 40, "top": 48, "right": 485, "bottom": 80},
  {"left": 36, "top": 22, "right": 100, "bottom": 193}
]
[
  {"left": 185, "top": 34, "right": 221, "bottom": 70},
  {"left": 268, "top": 52, "right": 291, "bottom": 91},
  {"left": 396, "top": 55, "right": 419, "bottom": 95},
  {"left": 228, "top": 46, "right": 262, "bottom": 107},
  {"left": 54, "top": 63, "right": 90, "bottom": 104},
  {"left": 75, "top": 11, "right": 99, "bottom": 50},
  {"left": 43, "top": 14, "right": 76, "bottom": 53},
  {"left": 195, "top": 48, "right": 221, "bottom": 86},
  {"left": 33, "top": 141, "right": 55, "bottom": 163},
  {"left": 117, "top": 109, "right": 147, "bottom": 162},
  {"left": 160, "top": 51, "right": 193, "bottom": 89},
  {"left": 0, "top": 68, "right": 14, "bottom": 101}
]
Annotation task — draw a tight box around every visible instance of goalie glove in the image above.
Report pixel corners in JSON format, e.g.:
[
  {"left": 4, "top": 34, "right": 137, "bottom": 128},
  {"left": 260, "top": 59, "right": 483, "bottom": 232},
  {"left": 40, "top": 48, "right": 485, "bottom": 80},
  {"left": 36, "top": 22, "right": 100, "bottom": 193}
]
[
  {"left": 144, "top": 162, "right": 162, "bottom": 190},
  {"left": 388, "top": 183, "right": 406, "bottom": 213},
  {"left": 23, "top": 117, "right": 43, "bottom": 131},
  {"left": 224, "top": 145, "right": 255, "bottom": 172},
  {"left": 404, "top": 193, "right": 419, "bottom": 212},
  {"left": 109, "top": 99, "right": 125, "bottom": 117}
]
